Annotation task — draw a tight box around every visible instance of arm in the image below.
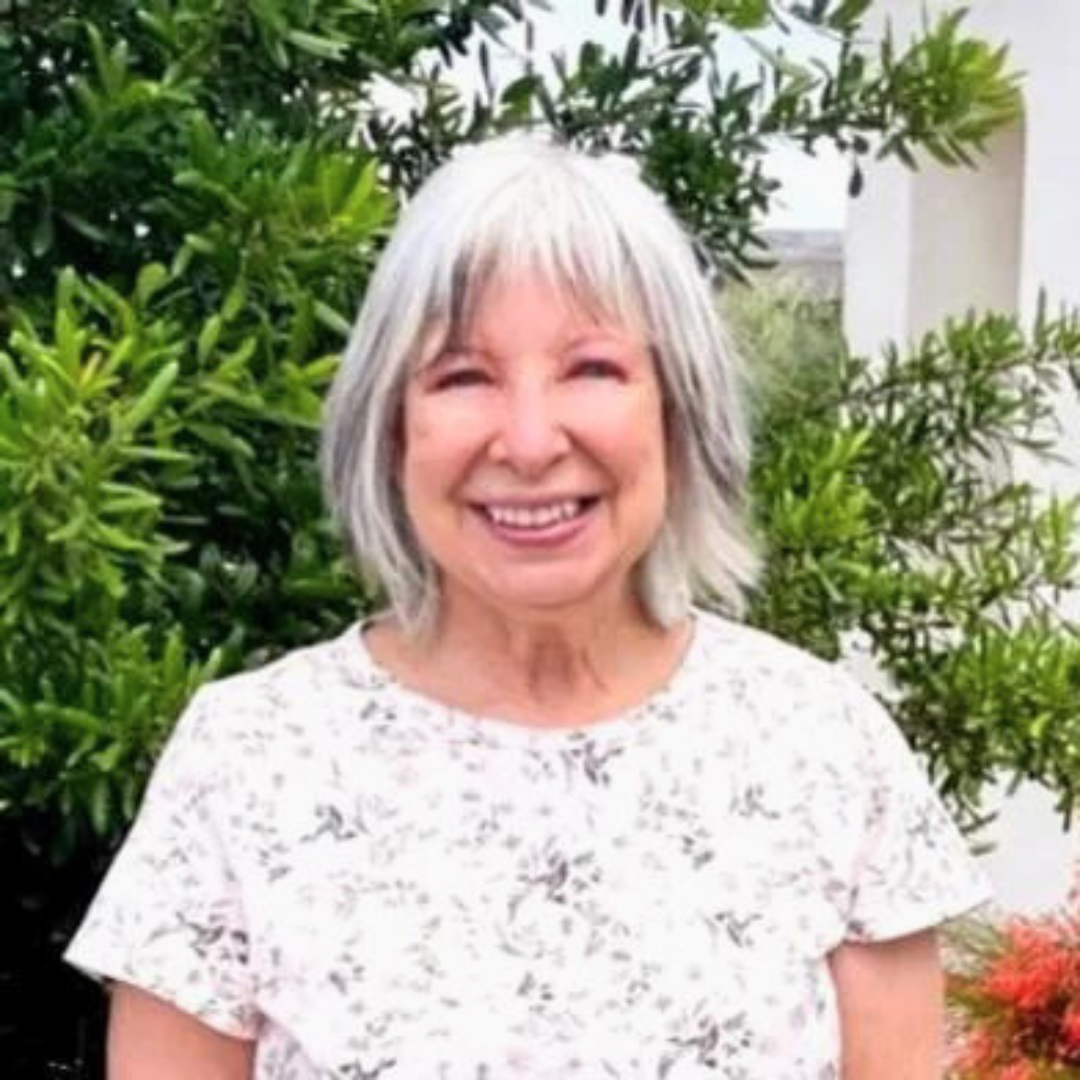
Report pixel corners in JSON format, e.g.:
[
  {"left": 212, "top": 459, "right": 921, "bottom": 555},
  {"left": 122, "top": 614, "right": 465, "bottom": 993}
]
[
  {"left": 108, "top": 982, "right": 255, "bottom": 1080},
  {"left": 829, "top": 929, "right": 945, "bottom": 1080}
]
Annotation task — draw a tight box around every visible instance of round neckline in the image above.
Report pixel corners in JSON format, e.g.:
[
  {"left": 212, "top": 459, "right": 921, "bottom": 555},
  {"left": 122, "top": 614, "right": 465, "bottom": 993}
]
[{"left": 334, "top": 609, "right": 714, "bottom": 749}]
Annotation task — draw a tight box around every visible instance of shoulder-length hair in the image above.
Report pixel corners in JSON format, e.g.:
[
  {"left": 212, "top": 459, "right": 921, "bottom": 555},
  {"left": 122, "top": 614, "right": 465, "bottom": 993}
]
[{"left": 321, "top": 133, "right": 760, "bottom": 636}]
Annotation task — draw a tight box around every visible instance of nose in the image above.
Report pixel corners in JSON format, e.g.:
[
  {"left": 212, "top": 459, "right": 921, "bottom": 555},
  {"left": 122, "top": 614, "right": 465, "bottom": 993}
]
[{"left": 489, "top": 381, "right": 571, "bottom": 477}]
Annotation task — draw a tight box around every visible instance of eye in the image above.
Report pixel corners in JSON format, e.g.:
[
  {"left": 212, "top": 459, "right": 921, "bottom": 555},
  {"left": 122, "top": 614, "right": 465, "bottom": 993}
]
[
  {"left": 571, "top": 358, "right": 624, "bottom": 380},
  {"left": 432, "top": 367, "right": 490, "bottom": 391}
]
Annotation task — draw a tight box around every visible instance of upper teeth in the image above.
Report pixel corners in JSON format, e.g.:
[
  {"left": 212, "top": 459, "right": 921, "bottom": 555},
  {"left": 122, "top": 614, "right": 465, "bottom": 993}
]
[{"left": 486, "top": 500, "right": 583, "bottom": 528}]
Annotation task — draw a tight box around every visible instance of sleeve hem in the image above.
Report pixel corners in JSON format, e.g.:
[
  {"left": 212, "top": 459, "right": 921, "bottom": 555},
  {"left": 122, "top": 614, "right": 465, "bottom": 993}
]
[
  {"left": 845, "top": 884, "right": 995, "bottom": 944},
  {"left": 63, "top": 943, "right": 261, "bottom": 1041}
]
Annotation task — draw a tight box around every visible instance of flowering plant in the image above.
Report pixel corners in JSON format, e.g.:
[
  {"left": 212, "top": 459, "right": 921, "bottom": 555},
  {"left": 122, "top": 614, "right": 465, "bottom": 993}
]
[{"left": 947, "top": 913, "right": 1080, "bottom": 1078}]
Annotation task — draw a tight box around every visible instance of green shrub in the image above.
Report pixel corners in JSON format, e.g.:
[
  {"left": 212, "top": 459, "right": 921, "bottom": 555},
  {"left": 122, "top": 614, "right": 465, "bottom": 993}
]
[{"left": 731, "top": 278, "right": 1080, "bottom": 827}]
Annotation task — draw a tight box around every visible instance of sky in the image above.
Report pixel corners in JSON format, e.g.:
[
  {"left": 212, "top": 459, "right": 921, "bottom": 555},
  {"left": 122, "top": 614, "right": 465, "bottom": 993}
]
[{"left": 452, "top": 2, "right": 849, "bottom": 231}]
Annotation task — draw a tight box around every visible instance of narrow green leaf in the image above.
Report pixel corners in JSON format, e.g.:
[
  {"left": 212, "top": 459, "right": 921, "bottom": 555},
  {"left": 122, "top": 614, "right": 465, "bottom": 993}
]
[
  {"left": 60, "top": 211, "right": 109, "bottom": 244},
  {"left": 100, "top": 490, "right": 163, "bottom": 516},
  {"left": 135, "top": 264, "right": 170, "bottom": 306},
  {"left": 90, "top": 777, "right": 111, "bottom": 836},
  {"left": 31, "top": 208, "right": 54, "bottom": 258},
  {"left": 285, "top": 30, "right": 350, "bottom": 61},
  {"left": 198, "top": 316, "right": 223, "bottom": 363},
  {"left": 222, "top": 279, "right": 247, "bottom": 323},
  {"left": 116, "top": 362, "right": 180, "bottom": 436},
  {"left": 313, "top": 301, "right": 351, "bottom": 337}
]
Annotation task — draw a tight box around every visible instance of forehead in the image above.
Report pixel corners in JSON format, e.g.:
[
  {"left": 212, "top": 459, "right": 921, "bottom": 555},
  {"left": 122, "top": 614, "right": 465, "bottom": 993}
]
[
  {"left": 419, "top": 267, "right": 648, "bottom": 361},
  {"left": 473, "top": 275, "right": 638, "bottom": 332}
]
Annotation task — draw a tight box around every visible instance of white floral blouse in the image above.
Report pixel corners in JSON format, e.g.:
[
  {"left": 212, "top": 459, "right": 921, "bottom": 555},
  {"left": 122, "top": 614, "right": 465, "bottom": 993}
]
[{"left": 66, "top": 610, "right": 991, "bottom": 1078}]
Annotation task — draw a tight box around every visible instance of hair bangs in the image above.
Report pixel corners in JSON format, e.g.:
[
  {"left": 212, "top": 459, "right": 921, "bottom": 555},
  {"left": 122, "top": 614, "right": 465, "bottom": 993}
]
[{"left": 418, "top": 170, "right": 652, "bottom": 363}]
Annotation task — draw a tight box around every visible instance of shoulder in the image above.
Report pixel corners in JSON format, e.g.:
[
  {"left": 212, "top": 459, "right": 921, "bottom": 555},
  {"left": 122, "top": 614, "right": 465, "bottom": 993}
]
[
  {"left": 692, "top": 608, "right": 873, "bottom": 706},
  {"left": 205, "top": 624, "right": 358, "bottom": 699},
  {"left": 693, "top": 608, "right": 837, "bottom": 675},
  {"left": 689, "top": 608, "right": 900, "bottom": 752},
  {"left": 148, "top": 621, "right": 413, "bottom": 827},
  {"left": 175, "top": 621, "right": 377, "bottom": 757}
]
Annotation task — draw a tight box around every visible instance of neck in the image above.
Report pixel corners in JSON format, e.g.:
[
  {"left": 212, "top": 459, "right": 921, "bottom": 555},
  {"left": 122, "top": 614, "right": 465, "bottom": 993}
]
[
  {"left": 371, "top": 586, "right": 691, "bottom": 727},
  {"left": 439, "top": 589, "right": 655, "bottom": 706}
]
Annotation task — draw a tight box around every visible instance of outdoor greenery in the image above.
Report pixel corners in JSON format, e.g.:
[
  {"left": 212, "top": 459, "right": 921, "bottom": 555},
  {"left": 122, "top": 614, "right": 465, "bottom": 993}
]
[
  {"left": 727, "top": 278, "right": 1080, "bottom": 827},
  {"left": 0, "top": 0, "right": 1075, "bottom": 1074}
]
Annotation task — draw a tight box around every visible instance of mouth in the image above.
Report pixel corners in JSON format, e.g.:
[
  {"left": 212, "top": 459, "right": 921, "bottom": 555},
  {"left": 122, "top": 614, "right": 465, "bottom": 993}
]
[
  {"left": 474, "top": 496, "right": 600, "bottom": 530},
  {"left": 469, "top": 495, "right": 601, "bottom": 547}
]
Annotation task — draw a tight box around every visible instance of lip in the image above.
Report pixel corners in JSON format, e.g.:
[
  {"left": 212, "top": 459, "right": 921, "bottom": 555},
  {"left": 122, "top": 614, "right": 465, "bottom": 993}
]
[{"left": 471, "top": 497, "right": 600, "bottom": 550}]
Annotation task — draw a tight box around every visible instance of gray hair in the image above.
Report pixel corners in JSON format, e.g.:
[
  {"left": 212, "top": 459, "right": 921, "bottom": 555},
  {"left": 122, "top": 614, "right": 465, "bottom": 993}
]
[{"left": 321, "top": 133, "right": 760, "bottom": 636}]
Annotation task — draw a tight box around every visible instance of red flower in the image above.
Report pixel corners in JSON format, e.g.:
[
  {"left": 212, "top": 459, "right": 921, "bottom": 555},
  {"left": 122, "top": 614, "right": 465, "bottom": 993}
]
[
  {"left": 997, "top": 1062, "right": 1037, "bottom": 1080},
  {"left": 952, "top": 1027, "right": 999, "bottom": 1073},
  {"left": 983, "top": 920, "right": 1076, "bottom": 1013},
  {"left": 1061, "top": 1001, "right": 1080, "bottom": 1057},
  {"left": 947, "top": 912, "right": 1080, "bottom": 1076}
]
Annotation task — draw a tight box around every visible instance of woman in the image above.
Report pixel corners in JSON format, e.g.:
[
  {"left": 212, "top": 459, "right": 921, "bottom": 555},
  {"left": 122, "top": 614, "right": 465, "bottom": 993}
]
[{"left": 66, "top": 135, "right": 991, "bottom": 1078}]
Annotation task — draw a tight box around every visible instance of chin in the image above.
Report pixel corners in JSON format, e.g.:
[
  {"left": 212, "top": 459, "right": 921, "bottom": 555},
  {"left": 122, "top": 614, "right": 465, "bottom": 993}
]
[{"left": 471, "top": 567, "right": 632, "bottom": 617}]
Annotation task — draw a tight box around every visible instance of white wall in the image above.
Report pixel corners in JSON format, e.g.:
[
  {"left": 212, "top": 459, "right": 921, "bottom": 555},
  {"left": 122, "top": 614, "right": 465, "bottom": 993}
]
[
  {"left": 907, "top": 118, "right": 1024, "bottom": 338},
  {"left": 844, "top": 159, "right": 912, "bottom": 355}
]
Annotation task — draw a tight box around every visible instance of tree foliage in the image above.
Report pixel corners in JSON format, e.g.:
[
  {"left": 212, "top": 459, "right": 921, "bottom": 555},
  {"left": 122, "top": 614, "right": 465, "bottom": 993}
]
[{"left": 728, "top": 280, "right": 1080, "bottom": 828}]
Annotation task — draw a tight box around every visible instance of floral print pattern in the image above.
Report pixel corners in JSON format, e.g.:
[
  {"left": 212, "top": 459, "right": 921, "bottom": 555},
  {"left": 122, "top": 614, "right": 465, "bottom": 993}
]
[{"left": 65, "top": 611, "right": 991, "bottom": 1077}]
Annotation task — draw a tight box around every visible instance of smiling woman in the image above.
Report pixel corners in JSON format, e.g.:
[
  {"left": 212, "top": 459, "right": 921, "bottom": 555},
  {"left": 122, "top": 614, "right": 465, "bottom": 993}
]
[
  {"left": 321, "top": 135, "right": 758, "bottom": 639},
  {"left": 64, "top": 135, "right": 991, "bottom": 1079}
]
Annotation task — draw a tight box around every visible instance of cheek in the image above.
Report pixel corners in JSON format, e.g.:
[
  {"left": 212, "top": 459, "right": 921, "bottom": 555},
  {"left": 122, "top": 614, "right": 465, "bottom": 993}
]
[
  {"left": 606, "top": 395, "right": 668, "bottom": 481},
  {"left": 577, "top": 403, "right": 668, "bottom": 526},
  {"left": 401, "top": 393, "right": 440, "bottom": 465},
  {"left": 399, "top": 403, "right": 479, "bottom": 502},
  {"left": 630, "top": 402, "right": 671, "bottom": 518}
]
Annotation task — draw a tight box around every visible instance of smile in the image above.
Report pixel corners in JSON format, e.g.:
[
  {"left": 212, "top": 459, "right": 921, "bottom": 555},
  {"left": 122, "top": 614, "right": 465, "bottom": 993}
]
[
  {"left": 480, "top": 498, "right": 596, "bottom": 529},
  {"left": 471, "top": 496, "right": 601, "bottom": 547}
]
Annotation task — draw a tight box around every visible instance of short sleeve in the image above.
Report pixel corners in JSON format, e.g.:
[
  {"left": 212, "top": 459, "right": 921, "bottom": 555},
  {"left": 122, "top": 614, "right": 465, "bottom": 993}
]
[
  {"left": 63, "top": 687, "right": 260, "bottom": 1038},
  {"left": 841, "top": 682, "right": 993, "bottom": 943}
]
